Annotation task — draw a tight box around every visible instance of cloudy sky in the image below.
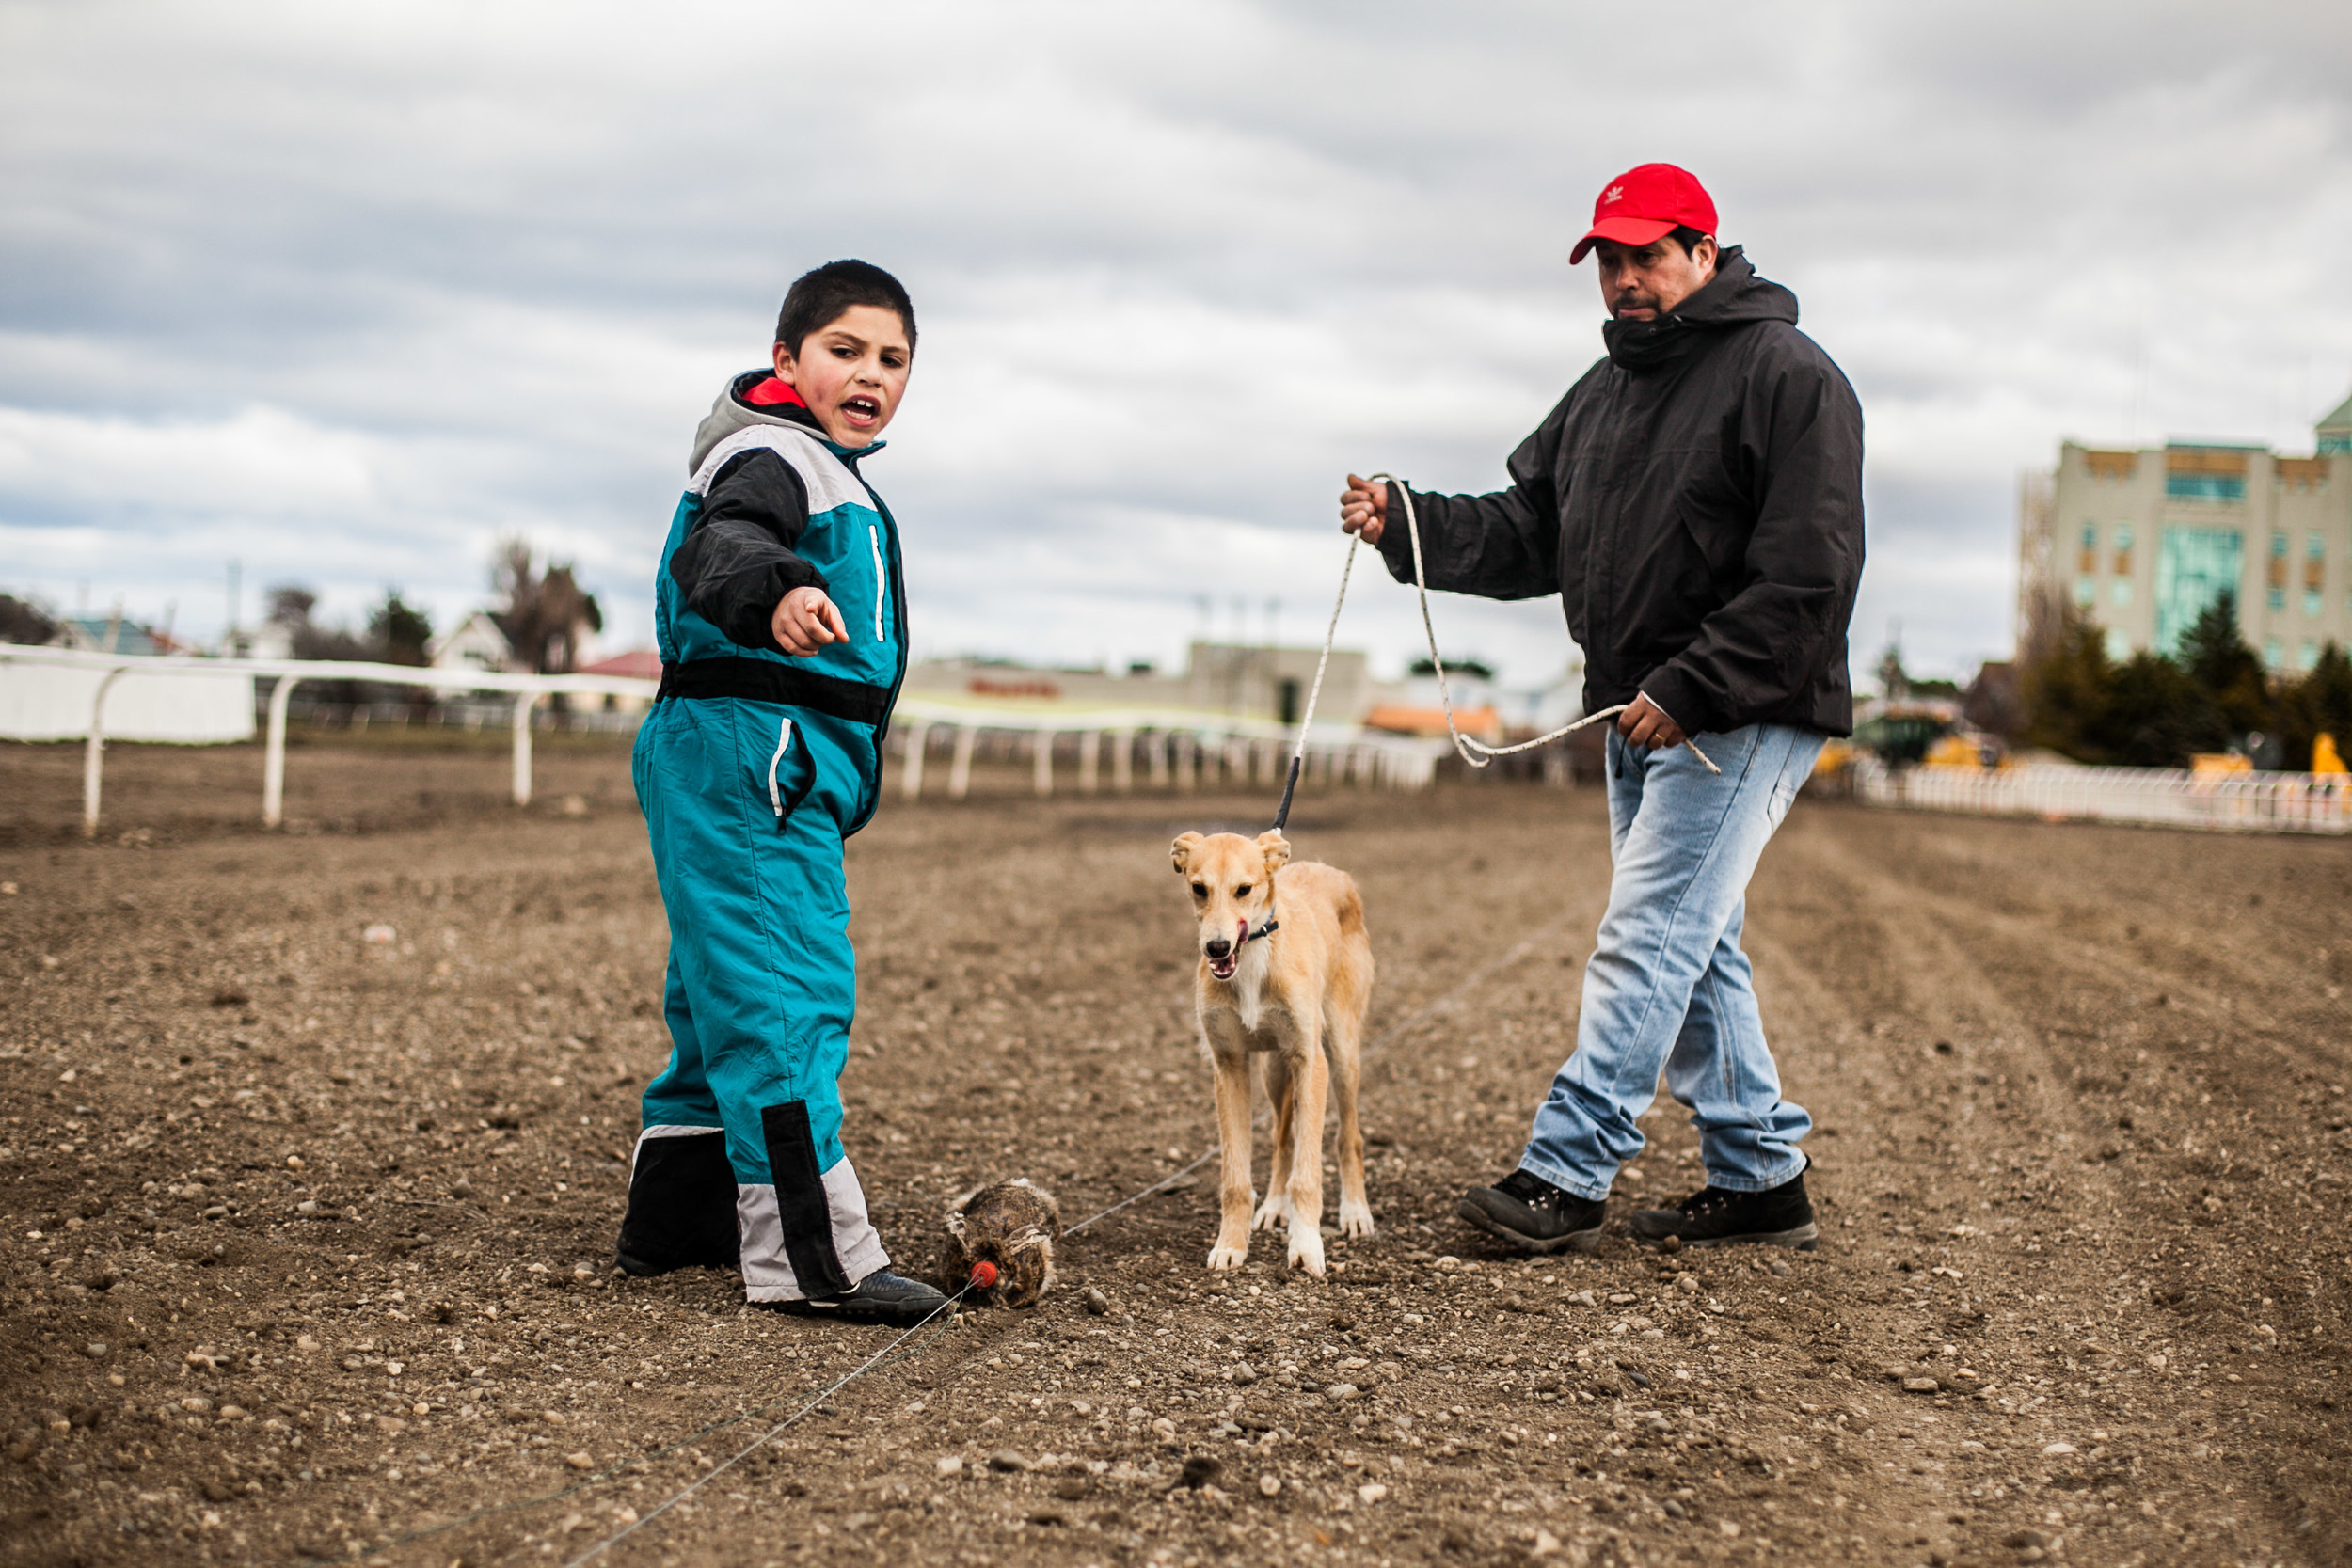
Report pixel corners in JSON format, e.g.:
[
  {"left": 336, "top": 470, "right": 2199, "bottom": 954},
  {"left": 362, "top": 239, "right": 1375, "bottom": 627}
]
[{"left": 6, "top": 0, "right": 2351, "bottom": 686}]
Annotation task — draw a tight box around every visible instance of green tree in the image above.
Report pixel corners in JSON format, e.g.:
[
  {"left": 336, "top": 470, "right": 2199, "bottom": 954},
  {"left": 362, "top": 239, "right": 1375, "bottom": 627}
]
[
  {"left": 0, "top": 592, "right": 58, "bottom": 646},
  {"left": 2175, "top": 590, "right": 2272, "bottom": 736},
  {"left": 2020, "top": 606, "right": 2112, "bottom": 758},
  {"left": 367, "top": 590, "right": 434, "bottom": 667},
  {"left": 2273, "top": 642, "right": 2352, "bottom": 769},
  {"left": 493, "top": 539, "right": 603, "bottom": 674},
  {"left": 2092, "top": 653, "right": 2225, "bottom": 767}
]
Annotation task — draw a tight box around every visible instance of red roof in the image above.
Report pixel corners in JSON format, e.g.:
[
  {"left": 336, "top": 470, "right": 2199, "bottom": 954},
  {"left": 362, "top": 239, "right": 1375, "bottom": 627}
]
[{"left": 580, "top": 649, "right": 662, "bottom": 681}]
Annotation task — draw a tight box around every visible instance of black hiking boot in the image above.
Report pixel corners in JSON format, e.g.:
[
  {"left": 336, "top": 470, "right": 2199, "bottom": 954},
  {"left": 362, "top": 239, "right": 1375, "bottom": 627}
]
[
  {"left": 1456, "top": 1169, "right": 1609, "bottom": 1255},
  {"left": 1628, "top": 1164, "right": 1817, "bottom": 1250},
  {"left": 774, "top": 1269, "right": 954, "bottom": 1328}
]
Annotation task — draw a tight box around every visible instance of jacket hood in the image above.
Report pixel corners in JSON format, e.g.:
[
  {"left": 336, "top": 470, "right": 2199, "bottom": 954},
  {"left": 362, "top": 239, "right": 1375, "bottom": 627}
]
[
  {"left": 687, "top": 369, "right": 834, "bottom": 475},
  {"left": 1600, "top": 247, "right": 1798, "bottom": 372}
]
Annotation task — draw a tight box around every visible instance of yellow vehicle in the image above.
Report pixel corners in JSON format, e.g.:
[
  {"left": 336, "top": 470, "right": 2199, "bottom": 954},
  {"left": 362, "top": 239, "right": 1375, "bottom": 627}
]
[{"left": 2189, "top": 752, "right": 2253, "bottom": 778}]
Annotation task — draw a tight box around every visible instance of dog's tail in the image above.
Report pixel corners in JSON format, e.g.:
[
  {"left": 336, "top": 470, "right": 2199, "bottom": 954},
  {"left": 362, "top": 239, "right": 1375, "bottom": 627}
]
[{"left": 1333, "top": 876, "right": 1367, "bottom": 939}]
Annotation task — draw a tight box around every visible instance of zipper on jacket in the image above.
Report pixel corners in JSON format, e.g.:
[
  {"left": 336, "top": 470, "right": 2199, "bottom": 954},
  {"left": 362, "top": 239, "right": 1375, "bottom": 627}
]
[
  {"left": 767, "top": 718, "right": 794, "bottom": 818},
  {"left": 867, "top": 524, "right": 886, "bottom": 642}
]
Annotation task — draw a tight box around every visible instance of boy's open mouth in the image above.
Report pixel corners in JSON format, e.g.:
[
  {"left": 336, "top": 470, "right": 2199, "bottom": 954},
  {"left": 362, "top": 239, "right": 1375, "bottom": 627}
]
[{"left": 840, "top": 395, "right": 881, "bottom": 423}]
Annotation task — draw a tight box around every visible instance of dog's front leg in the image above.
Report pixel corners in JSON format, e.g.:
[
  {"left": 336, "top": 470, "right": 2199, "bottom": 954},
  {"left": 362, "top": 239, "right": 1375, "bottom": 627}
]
[
  {"left": 1205, "top": 1033, "right": 1256, "bottom": 1273},
  {"left": 1283, "top": 1041, "right": 1329, "bottom": 1279},
  {"left": 1253, "top": 1051, "right": 1295, "bottom": 1233}
]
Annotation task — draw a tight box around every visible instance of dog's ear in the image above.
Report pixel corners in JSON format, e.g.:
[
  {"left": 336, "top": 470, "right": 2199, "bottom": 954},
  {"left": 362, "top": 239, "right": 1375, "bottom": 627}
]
[
  {"left": 1256, "top": 830, "right": 1291, "bottom": 873},
  {"left": 1170, "top": 832, "right": 1204, "bottom": 874}
]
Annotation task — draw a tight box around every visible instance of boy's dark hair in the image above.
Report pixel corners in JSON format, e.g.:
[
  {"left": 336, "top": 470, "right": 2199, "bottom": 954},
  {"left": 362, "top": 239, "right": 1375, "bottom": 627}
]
[
  {"left": 1667, "top": 225, "right": 1714, "bottom": 256},
  {"left": 774, "top": 260, "right": 916, "bottom": 357}
]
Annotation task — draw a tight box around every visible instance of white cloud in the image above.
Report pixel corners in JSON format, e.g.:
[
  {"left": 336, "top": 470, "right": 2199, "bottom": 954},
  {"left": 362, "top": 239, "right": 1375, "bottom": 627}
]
[{"left": 4, "top": 0, "right": 2351, "bottom": 684}]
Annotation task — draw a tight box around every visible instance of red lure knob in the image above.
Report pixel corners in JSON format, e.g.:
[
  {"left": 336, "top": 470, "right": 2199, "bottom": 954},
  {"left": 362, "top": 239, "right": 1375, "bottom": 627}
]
[{"left": 969, "top": 1261, "right": 999, "bottom": 1289}]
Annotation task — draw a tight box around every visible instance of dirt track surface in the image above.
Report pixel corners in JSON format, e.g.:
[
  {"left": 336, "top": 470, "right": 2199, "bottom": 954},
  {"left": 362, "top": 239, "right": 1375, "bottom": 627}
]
[{"left": 4, "top": 741, "right": 2350, "bottom": 1568}]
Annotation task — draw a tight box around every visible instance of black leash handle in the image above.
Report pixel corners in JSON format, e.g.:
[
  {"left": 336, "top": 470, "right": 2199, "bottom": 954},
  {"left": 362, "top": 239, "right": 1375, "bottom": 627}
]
[{"left": 1272, "top": 752, "right": 1302, "bottom": 833}]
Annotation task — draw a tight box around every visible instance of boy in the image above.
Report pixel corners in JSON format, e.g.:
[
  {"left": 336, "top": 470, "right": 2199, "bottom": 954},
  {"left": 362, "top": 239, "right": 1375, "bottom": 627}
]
[{"left": 614, "top": 260, "right": 948, "bottom": 1326}]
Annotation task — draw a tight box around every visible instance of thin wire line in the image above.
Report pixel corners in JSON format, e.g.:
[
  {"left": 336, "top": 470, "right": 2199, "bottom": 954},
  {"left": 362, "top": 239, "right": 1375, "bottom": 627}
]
[
  {"left": 556, "top": 1284, "right": 977, "bottom": 1568},
  {"left": 369, "top": 1286, "right": 969, "bottom": 1563}
]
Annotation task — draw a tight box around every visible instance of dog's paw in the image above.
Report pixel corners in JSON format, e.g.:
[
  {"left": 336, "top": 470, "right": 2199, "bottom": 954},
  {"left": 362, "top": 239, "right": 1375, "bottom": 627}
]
[
  {"left": 1287, "top": 1229, "right": 1326, "bottom": 1279},
  {"left": 1207, "top": 1242, "right": 1249, "bottom": 1272},
  {"left": 1251, "top": 1195, "right": 1292, "bottom": 1232},
  {"left": 1337, "top": 1200, "right": 1375, "bottom": 1239}
]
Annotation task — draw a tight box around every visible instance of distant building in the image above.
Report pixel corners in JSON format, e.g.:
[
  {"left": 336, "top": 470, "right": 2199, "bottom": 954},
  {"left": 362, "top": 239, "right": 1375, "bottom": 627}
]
[
  {"left": 579, "top": 649, "right": 661, "bottom": 715},
  {"left": 51, "top": 614, "right": 161, "bottom": 657},
  {"left": 899, "top": 642, "right": 1378, "bottom": 726},
  {"left": 894, "top": 641, "right": 1584, "bottom": 738},
  {"left": 2024, "top": 391, "right": 2352, "bottom": 673},
  {"left": 428, "top": 610, "right": 517, "bottom": 673}
]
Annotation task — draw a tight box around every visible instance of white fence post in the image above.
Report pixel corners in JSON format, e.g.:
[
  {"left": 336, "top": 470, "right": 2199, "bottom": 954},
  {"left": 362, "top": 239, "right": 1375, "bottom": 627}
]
[
  {"left": 1033, "top": 729, "right": 1056, "bottom": 798},
  {"left": 262, "top": 674, "right": 303, "bottom": 829},
  {"left": 511, "top": 691, "right": 542, "bottom": 807},
  {"left": 948, "top": 724, "right": 977, "bottom": 800},
  {"left": 901, "top": 721, "right": 930, "bottom": 800},
  {"left": 1078, "top": 730, "right": 1100, "bottom": 793},
  {"left": 1111, "top": 728, "right": 1135, "bottom": 793},
  {"left": 80, "top": 666, "right": 129, "bottom": 838},
  {"left": 1151, "top": 730, "right": 1171, "bottom": 790},
  {"left": 1177, "top": 732, "right": 1198, "bottom": 791}
]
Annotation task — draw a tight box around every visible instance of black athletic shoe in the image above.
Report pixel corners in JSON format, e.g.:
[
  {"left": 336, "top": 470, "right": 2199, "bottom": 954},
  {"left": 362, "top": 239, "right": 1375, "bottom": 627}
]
[
  {"left": 1456, "top": 1169, "right": 1609, "bottom": 1254},
  {"left": 1628, "top": 1165, "right": 1817, "bottom": 1250},
  {"left": 775, "top": 1269, "right": 954, "bottom": 1328}
]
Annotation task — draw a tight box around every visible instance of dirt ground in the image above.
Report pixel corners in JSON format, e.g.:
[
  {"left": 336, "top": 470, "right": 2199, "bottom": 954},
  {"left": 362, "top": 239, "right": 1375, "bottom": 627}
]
[{"left": 4, "top": 737, "right": 2350, "bottom": 1568}]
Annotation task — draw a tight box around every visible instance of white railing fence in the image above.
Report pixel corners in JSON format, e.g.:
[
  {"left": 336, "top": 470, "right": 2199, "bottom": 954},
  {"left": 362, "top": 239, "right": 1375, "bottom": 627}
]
[
  {"left": 1, "top": 643, "right": 660, "bottom": 836},
  {"left": 885, "top": 697, "right": 1447, "bottom": 804},
  {"left": 4, "top": 647, "right": 1454, "bottom": 836},
  {"left": 1851, "top": 754, "right": 2352, "bottom": 835}
]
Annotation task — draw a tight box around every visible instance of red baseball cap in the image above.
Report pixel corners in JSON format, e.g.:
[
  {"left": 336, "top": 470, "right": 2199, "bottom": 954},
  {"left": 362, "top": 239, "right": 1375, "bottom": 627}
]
[{"left": 1570, "top": 164, "right": 1718, "bottom": 263}]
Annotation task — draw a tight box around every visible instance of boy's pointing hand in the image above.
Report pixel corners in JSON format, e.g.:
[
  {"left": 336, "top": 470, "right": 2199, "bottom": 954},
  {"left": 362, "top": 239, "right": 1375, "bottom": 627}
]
[{"left": 771, "top": 586, "right": 848, "bottom": 657}]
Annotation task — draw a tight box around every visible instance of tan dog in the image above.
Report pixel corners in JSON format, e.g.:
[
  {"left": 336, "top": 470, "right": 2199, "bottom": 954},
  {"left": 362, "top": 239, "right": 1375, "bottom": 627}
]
[{"left": 1170, "top": 830, "right": 1375, "bottom": 1278}]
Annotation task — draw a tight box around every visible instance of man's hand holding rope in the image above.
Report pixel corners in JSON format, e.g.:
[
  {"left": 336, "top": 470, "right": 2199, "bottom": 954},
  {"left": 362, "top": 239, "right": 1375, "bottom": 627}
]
[{"left": 1340, "top": 472, "right": 1699, "bottom": 758}]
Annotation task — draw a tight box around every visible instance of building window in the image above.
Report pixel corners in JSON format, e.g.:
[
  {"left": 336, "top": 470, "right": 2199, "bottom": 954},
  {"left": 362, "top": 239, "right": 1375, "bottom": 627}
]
[
  {"left": 2105, "top": 627, "right": 2132, "bottom": 662},
  {"left": 2265, "top": 638, "right": 2285, "bottom": 669},
  {"left": 2074, "top": 578, "right": 2097, "bottom": 608},
  {"left": 2112, "top": 521, "right": 2134, "bottom": 580},
  {"left": 2167, "top": 447, "right": 2251, "bottom": 502},
  {"left": 2078, "top": 524, "right": 2098, "bottom": 575},
  {"left": 2301, "top": 641, "right": 2320, "bottom": 672},
  {"left": 2111, "top": 579, "right": 2133, "bottom": 609},
  {"left": 2155, "top": 527, "right": 2244, "bottom": 655},
  {"left": 2271, "top": 587, "right": 2288, "bottom": 610},
  {"left": 2307, "top": 590, "right": 2324, "bottom": 618},
  {"left": 2167, "top": 472, "right": 2247, "bottom": 501}
]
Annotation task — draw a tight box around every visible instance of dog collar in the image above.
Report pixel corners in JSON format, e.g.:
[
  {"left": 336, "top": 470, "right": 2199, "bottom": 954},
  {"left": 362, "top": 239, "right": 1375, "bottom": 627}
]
[{"left": 1240, "top": 911, "right": 1279, "bottom": 944}]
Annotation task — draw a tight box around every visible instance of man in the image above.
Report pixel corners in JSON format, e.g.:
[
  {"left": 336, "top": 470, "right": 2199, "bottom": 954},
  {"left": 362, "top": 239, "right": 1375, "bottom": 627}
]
[{"left": 1339, "top": 163, "right": 1862, "bottom": 1252}]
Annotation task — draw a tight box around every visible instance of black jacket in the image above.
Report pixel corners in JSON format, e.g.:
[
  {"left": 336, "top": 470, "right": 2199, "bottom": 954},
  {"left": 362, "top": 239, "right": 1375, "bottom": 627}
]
[
  {"left": 667, "top": 375, "right": 829, "bottom": 653},
  {"left": 1378, "top": 248, "right": 1864, "bottom": 737}
]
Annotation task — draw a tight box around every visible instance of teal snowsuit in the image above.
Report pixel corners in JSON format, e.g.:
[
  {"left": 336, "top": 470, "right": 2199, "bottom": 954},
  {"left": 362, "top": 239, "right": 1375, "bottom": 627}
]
[{"left": 617, "top": 372, "right": 908, "bottom": 1303}]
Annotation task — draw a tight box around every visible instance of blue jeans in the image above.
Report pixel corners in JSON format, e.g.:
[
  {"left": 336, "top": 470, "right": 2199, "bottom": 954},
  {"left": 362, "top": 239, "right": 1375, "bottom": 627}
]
[{"left": 1519, "top": 723, "right": 1824, "bottom": 1201}]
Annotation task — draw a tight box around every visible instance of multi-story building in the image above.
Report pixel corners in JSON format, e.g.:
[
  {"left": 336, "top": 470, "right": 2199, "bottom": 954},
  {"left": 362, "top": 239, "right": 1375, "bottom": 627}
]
[{"left": 2022, "top": 392, "right": 2352, "bottom": 672}]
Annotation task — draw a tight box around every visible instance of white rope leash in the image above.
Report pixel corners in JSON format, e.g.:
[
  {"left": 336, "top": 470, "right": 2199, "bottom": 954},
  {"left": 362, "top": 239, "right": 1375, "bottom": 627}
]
[{"left": 1309, "top": 475, "right": 1720, "bottom": 777}]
